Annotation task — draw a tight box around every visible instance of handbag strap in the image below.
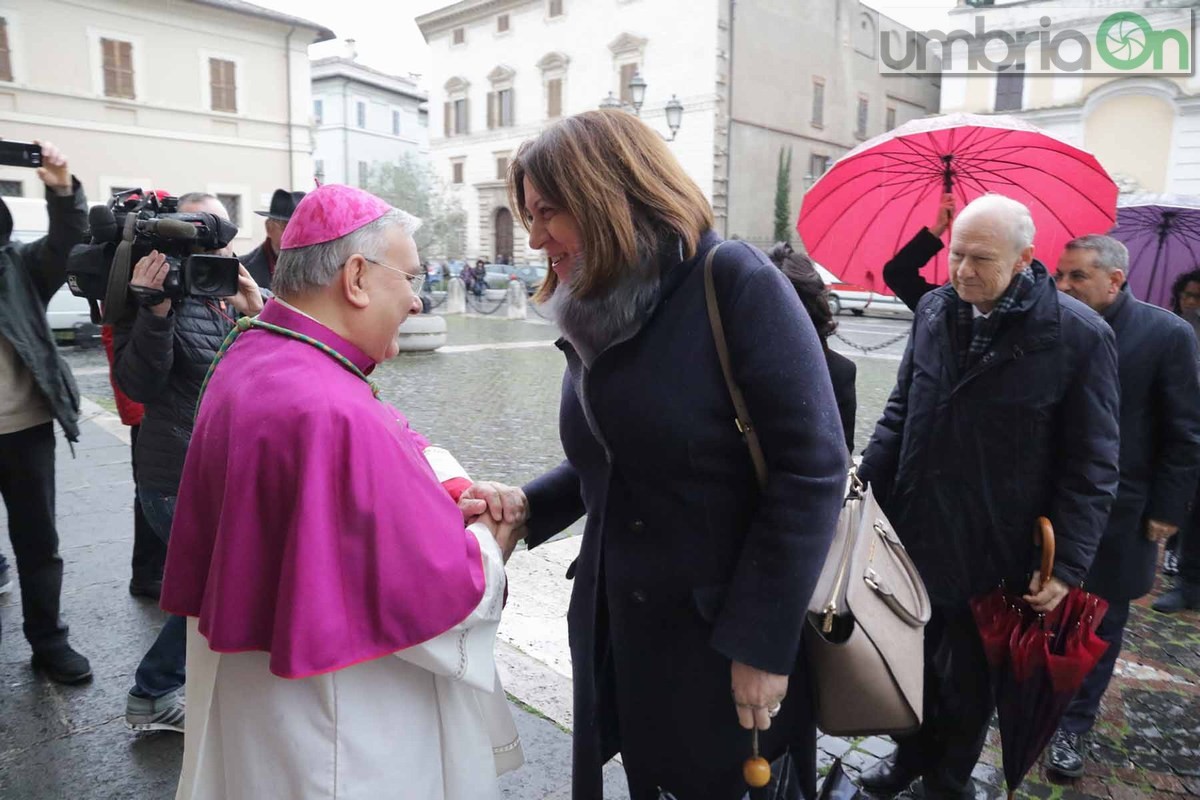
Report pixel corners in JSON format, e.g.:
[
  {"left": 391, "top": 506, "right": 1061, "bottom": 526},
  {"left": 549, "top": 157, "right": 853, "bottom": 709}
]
[{"left": 703, "top": 242, "right": 768, "bottom": 491}]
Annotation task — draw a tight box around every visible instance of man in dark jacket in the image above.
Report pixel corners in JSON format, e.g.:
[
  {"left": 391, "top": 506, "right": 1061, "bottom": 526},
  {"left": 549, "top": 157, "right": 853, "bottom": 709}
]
[
  {"left": 0, "top": 141, "right": 92, "bottom": 684},
  {"left": 239, "top": 188, "right": 304, "bottom": 289},
  {"left": 113, "top": 192, "right": 263, "bottom": 733},
  {"left": 857, "top": 195, "right": 1121, "bottom": 799},
  {"left": 1154, "top": 268, "right": 1200, "bottom": 611},
  {"left": 882, "top": 192, "right": 954, "bottom": 310},
  {"left": 1044, "top": 235, "right": 1200, "bottom": 777}
]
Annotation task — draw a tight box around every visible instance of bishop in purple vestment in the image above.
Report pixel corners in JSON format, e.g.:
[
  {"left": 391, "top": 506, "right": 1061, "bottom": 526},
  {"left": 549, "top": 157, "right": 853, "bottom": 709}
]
[{"left": 162, "top": 185, "right": 522, "bottom": 800}]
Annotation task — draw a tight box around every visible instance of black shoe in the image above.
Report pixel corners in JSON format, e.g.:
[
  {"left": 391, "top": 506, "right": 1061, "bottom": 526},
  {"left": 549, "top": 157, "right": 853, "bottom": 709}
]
[
  {"left": 1152, "top": 583, "right": 1200, "bottom": 613},
  {"left": 1164, "top": 549, "right": 1180, "bottom": 576},
  {"left": 129, "top": 577, "right": 162, "bottom": 601},
  {"left": 31, "top": 644, "right": 93, "bottom": 685},
  {"left": 1045, "top": 728, "right": 1085, "bottom": 778},
  {"left": 896, "top": 778, "right": 980, "bottom": 800},
  {"left": 859, "top": 753, "right": 921, "bottom": 796}
]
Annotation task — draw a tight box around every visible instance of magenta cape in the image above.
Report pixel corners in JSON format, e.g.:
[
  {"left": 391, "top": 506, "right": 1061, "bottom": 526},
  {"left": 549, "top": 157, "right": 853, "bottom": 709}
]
[{"left": 160, "top": 300, "right": 485, "bottom": 679}]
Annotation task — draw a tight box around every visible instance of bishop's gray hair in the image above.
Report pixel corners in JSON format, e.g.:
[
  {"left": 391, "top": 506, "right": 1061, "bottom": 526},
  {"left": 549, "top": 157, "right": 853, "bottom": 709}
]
[
  {"left": 1063, "top": 234, "right": 1129, "bottom": 274},
  {"left": 271, "top": 207, "right": 422, "bottom": 299}
]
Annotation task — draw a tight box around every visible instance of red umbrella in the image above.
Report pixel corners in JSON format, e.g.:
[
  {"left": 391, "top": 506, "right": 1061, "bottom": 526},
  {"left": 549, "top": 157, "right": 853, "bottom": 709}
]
[
  {"left": 797, "top": 113, "right": 1118, "bottom": 294},
  {"left": 969, "top": 517, "right": 1110, "bottom": 800}
]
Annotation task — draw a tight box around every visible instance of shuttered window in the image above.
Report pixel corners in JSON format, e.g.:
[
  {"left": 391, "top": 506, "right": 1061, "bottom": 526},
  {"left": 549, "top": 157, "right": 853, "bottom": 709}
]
[
  {"left": 547, "top": 78, "right": 562, "bottom": 118},
  {"left": 0, "top": 19, "right": 12, "bottom": 82},
  {"left": 102, "top": 38, "right": 135, "bottom": 99},
  {"left": 994, "top": 64, "right": 1025, "bottom": 112},
  {"left": 487, "top": 89, "right": 513, "bottom": 129},
  {"left": 209, "top": 58, "right": 236, "bottom": 112},
  {"left": 619, "top": 63, "right": 638, "bottom": 104}
]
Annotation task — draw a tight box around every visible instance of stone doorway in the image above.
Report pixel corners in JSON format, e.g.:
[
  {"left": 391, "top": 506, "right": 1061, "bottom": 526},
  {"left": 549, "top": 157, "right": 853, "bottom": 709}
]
[{"left": 494, "top": 207, "right": 514, "bottom": 263}]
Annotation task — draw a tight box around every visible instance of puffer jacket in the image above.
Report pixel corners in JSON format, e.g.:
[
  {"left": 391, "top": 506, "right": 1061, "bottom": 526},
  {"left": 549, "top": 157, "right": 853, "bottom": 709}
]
[{"left": 112, "top": 298, "right": 236, "bottom": 494}]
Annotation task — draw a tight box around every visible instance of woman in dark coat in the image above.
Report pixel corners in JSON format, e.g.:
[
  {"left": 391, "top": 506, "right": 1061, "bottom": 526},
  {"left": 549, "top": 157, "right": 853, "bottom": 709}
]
[
  {"left": 471, "top": 110, "right": 846, "bottom": 800},
  {"left": 769, "top": 243, "right": 857, "bottom": 453}
]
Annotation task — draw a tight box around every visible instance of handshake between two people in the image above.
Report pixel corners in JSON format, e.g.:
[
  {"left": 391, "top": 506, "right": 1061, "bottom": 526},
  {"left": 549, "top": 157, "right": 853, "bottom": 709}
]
[{"left": 457, "top": 481, "right": 528, "bottom": 563}]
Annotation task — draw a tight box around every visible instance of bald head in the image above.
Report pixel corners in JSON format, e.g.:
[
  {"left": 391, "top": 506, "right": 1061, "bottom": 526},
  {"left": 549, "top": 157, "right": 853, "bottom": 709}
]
[
  {"left": 949, "top": 194, "right": 1036, "bottom": 313},
  {"left": 176, "top": 192, "right": 233, "bottom": 255},
  {"left": 956, "top": 194, "right": 1035, "bottom": 253},
  {"left": 177, "top": 192, "right": 230, "bottom": 221}
]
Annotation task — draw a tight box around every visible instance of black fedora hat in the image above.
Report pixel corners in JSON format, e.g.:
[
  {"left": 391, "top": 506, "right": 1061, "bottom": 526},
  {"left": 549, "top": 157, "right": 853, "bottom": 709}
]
[{"left": 255, "top": 189, "right": 306, "bottom": 221}]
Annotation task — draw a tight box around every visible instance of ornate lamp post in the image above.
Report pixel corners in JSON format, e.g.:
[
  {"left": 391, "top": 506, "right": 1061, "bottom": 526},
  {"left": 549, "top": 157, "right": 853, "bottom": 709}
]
[{"left": 600, "top": 71, "right": 683, "bottom": 141}]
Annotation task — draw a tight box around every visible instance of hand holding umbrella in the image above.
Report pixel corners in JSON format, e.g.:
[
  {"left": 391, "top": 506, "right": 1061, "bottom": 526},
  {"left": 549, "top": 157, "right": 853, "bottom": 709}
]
[
  {"left": 930, "top": 193, "right": 955, "bottom": 238},
  {"left": 1022, "top": 517, "right": 1068, "bottom": 614},
  {"left": 970, "top": 516, "right": 1111, "bottom": 800}
]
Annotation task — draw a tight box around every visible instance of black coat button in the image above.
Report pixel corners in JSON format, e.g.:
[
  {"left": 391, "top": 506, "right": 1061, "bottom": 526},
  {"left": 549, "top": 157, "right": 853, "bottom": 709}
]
[
  {"left": 631, "top": 590, "right": 647, "bottom": 604},
  {"left": 630, "top": 520, "right": 645, "bottom": 533}
]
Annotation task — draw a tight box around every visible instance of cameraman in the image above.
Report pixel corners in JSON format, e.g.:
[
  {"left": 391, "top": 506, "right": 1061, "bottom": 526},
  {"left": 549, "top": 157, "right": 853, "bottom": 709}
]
[
  {"left": 112, "top": 192, "right": 262, "bottom": 733},
  {"left": 0, "top": 141, "right": 91, "bottom": 684}
]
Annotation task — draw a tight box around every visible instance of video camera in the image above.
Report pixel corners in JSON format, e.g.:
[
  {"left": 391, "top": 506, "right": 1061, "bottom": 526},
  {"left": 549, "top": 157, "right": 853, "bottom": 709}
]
[{"left": 66, "top": 189, "right": 242, "bottom": 324}]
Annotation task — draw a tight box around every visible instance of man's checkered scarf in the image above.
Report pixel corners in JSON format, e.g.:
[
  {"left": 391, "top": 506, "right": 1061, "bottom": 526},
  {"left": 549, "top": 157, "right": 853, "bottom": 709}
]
[{"left": 956, "top": 267, "right": 1035, "bottom": 373}]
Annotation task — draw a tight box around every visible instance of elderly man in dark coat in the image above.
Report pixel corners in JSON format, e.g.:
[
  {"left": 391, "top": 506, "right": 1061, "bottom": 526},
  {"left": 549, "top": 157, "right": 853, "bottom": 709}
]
[
  {"left": 1044, "top": 235, "right": 1200, "bottom": 777},
  {"left": 857, "top": 194, "right": 1121, "bottom": 799},
  {"left": 240, "top": 189, "right": 304, "bottom": 289}
]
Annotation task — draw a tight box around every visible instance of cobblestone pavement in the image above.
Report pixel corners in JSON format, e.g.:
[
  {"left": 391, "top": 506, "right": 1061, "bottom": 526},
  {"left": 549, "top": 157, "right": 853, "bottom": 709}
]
[
  {"left": 827, "top": 581, "right": 1200, "bottom": 799},
  {"left": 10, "top": 313, "right": 1197, "bottom": 799}
]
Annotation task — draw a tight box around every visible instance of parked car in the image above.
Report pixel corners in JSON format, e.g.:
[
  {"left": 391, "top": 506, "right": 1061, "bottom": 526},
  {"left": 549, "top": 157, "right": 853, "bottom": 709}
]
[
  {"left": 511, "top": 264, "right": 547, "bottom": 295},
  {"left": 814, "top": 263, "right": 911, "bottom": 317},
  {"left": 483, "top": 263, "right": 522, "bottom": 290}
]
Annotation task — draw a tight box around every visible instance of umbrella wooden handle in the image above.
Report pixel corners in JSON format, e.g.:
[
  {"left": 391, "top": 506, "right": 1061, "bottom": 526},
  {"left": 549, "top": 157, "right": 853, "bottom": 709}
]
[{"left": 1036, "top": 516, "right": 1055, "bottom": 590}]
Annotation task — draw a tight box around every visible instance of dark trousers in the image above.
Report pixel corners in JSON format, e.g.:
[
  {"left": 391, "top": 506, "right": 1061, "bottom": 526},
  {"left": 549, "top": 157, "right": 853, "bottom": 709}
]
[
  {"left": 131, "top": 490, "right": 185, "bottom": 698},
  {"left": 127, "top": 426, "right": 164, "bottom": 583},
  {"left": 1060, "top": 598, "right": 1130, "bottom": 735},
  {"left": 1176, "top": 493, "right": 1200, "bottom": 585},
  {"left": 0, "top": 422, "right": 68, "bottom": 651},
  {"left": 892, "top": 606, "right": 993, "bottom": 797}
]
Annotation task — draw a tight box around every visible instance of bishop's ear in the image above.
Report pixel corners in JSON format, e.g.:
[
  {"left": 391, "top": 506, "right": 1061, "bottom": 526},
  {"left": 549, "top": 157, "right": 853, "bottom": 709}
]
[{"left": 342, "top": 255, "right": 372, "bottom": 310}]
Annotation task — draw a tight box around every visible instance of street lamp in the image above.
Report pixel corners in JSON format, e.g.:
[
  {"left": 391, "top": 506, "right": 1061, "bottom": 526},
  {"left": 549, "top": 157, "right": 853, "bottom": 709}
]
[
  {"left": 664, "top": 95, "right": 684, "bottom": 140},
  {"left": 628, "top": 71, "right": 647, "bottom": 114},
  {"left": 599, "top": 71, "right": 683, "bottom": 142}
]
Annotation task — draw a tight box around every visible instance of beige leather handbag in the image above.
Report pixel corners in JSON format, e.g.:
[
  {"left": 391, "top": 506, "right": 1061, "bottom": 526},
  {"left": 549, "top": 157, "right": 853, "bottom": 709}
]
[
  {"left": 703, "top": 243, "right": 931, "bottom": 737},
  {"left": 803, "top": 471, "right": 930, "bottom": 735}
]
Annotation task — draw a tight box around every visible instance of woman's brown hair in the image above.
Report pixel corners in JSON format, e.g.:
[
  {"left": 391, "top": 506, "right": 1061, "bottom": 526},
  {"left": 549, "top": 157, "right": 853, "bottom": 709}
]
[{"left": 507, "top": 109, "right": 714, "bottom": 302}]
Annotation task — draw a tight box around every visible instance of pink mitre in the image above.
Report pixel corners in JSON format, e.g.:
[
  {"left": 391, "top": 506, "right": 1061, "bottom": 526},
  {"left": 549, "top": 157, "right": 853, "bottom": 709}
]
[{"left": 281, "top": 184, "right": 392, "bottom": 250}]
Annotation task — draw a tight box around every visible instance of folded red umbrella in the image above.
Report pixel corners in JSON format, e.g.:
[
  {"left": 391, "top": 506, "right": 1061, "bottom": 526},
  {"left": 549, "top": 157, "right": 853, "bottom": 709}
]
[{"left": 969, "top": 517, "right": 1110, "bottom": 800}]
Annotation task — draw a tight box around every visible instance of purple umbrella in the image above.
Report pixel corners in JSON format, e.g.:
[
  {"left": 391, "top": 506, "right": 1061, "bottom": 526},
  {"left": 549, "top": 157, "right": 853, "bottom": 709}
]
[{"left": 1110, "top": 194, "right": 1200, "bottom": 309}]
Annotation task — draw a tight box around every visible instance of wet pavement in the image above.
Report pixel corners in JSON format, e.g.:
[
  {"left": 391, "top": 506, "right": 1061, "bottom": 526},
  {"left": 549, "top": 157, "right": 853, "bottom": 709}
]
[{"left": 3, "top": 312, "right": 1197, "bottom": 798}]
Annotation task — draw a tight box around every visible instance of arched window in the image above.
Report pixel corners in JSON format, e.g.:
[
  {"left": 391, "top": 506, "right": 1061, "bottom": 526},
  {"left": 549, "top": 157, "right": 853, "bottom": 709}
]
[
  {"left": 538, "top": 52, "right": 570, "bottom": 119},
  {"left": 443, "top": 76, "right": 470, "bottom": 137},
  {"left": 487, "top": 65, "right": 516, "bottom": 129},
  {"left": 855, "top": 14, "right": 877, "bottom": 59}
]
